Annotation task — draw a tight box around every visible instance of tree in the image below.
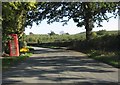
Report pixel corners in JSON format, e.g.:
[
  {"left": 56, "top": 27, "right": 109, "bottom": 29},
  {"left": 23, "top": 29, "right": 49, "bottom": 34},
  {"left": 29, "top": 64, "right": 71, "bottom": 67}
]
[
  {"left": 29, "top": 32, "right": 34, "bottom": 35},
  {"left": 48, "top": 31, "right": 56, "bottom": 36},
  {"left": 2, "top": 2, "right": 37, "bottom": 53},
  {"left": 65, "top": 33, "right": 69, "bottom": 35},
  {"left": 26, "top": 2, "right": 119, "bottom": 40},
  {"left": 96, "top": 29, "right": 107, "bottom": 35},
  {"left": 2, "top": 2, "right": 37, "bottom": 38}
]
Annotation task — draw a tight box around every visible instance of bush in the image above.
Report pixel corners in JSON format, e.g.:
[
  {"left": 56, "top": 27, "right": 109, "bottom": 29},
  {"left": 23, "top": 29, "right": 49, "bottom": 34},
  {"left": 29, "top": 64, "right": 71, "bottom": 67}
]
[
  {"left": 19, "top": 41, "right": 27, "bottom": 48},
  {"left": 97, "top": 29, "right": 107, "bottom": 35},
  {"left": 91, "top": 32, "right": 97, "bottom": 39}
]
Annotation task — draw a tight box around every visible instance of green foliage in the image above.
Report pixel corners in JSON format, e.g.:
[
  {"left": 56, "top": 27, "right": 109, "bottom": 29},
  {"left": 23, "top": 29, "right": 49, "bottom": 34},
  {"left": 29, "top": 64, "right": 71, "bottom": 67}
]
[
  {"left": 77, "top": 34, "right": 119, "bottom": 51},
  {"left": 96, "top": 29, "right": 107, "bottom": 35},
  {"left": 26, "top": 2, "right": 119, "bottom": 40},
  {"left": 19, "top": 33, "right": 28, "bottom": 48},
  {"left": 48, "top": 31, "right": 56, "bottom": 36},
  {"left": 2, "top": 2, "right": 37, "bottom": 53},
  {"left": 2, "top": 2, "right": 37, "bottom": 38},
  {"left": 88, "top": 50, "right": 119, "bottom": 68},
  {"left": 91, "top": 32, "right": 97, "bottom": 38},
  {"left": 2, "top": 35, "right": 13, "bottom": 53},
  {"left": 19, "top": 41, "right": 27, "bottom": 48},
  {"left": 25, "top": 30, "right": 119, "bottom": 52},
  {"left": 25, "top": 33, "right": 85, "bottom": 44}
]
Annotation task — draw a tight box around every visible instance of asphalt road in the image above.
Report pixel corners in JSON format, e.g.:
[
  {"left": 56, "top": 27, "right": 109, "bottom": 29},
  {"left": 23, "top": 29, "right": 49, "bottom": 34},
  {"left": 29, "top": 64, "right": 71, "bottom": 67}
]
[{"left": 2, "top": 47, "right": 119, "bottom": 84}]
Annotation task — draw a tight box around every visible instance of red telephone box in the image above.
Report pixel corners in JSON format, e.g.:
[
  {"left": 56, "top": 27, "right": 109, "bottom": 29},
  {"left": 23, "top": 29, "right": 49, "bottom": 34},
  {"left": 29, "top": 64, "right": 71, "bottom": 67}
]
[{"left": 9, "top": 34, "right": 19, "bottom": 56}]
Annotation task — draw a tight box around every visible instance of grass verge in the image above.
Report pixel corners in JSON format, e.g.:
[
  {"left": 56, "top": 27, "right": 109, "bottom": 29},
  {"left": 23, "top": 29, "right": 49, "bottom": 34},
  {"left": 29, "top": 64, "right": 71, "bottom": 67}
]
[
  {"left": 87, "top": 50, "right": 119, "bottom": 68},
  {"left": 2, "top": 53, "right": 32, "bottom": 71}
]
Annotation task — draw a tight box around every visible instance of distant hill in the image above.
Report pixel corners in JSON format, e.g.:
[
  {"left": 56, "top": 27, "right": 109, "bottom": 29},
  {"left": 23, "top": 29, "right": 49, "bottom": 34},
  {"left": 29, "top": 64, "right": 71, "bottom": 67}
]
[{"left": 75, "top": 30, "right": 118, "bottom": 35}]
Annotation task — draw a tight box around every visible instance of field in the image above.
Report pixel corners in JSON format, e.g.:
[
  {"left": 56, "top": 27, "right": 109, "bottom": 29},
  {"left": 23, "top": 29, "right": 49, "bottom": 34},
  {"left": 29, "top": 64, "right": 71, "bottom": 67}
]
[
  {"left": 24, "top": 30, "right": 117, "bottom": 44},
  {"left": 25, "top": 32, "right": 85, "bottom": 44}
]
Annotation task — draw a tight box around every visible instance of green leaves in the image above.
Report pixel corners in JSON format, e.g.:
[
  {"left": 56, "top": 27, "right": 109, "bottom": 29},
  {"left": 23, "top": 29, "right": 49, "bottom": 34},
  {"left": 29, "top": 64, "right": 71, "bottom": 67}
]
[
  {"left": 2, "top": 2, "right": 38, "bottom": 53},
  {"left": 3, "top": 2, "right": 118, "bottom": 40},
  {"left": 73, "top": 18, "right": 79, "bottom": 23},
  {"left": 28, "top": 2, "right": 118, "bottom": 27},
  {"left": 25, "top": 2, "right": 118, "bottom": 40},
  {"left": 77, "top": 22, "right": 84, "bottom": 27},
  {"left": 2, "top": 2, "right": 37, "bottom": 37}
]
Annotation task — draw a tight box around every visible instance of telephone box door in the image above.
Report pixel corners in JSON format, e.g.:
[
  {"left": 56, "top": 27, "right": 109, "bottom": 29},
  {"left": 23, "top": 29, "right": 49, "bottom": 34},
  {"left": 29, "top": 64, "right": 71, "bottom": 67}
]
[{"left": 9, "top": 34, "right": 19, "bottom": 56}]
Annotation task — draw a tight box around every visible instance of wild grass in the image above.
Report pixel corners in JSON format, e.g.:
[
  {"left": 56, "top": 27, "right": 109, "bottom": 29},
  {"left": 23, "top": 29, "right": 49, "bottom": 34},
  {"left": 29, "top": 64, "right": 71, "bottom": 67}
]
[{"left": 87, "top": 50, "right": 119, "bottom": 68}]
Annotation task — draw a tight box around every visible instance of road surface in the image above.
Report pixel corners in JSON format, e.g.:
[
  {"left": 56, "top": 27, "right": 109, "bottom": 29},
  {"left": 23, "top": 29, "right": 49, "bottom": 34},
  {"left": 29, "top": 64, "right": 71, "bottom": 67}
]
[{"left": 2, "top": 47, "right": 119, "bottom": 84}]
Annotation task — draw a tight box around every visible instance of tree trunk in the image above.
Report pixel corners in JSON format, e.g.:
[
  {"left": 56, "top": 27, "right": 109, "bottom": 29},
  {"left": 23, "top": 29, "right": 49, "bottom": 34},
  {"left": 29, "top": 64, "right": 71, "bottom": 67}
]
[
  {"left": 85, "top": 17, "right": 94, "bottom": 40},
  {"left": 83, "top": 2, "right": 94, "bottom": 40}
]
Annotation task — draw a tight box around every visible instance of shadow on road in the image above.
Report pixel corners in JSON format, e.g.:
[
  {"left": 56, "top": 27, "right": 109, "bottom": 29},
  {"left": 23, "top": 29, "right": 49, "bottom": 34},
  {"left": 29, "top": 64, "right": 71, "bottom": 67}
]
[
  {"left": 2, "top": 82, "right": 119, "bottom": 85},
  {"left": 2, "top": 48, "right": 118, "bottom": 84}
]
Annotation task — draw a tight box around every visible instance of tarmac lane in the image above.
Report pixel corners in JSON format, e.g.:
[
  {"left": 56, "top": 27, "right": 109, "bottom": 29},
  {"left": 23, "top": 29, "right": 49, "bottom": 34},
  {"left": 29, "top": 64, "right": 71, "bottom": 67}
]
[{"left": 2, "top": 47, "right": 119, "bottom": 85}]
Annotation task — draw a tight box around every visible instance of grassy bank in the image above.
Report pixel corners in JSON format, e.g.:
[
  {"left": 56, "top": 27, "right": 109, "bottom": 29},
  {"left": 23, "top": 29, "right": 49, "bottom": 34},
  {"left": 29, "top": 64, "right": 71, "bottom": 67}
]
[
  {"left": 86, "top": 50, "right": 119, "bottom": 68},
  {"left": 2, "top": 53, "right": 32, "bottom": 71},
  {"left": 70, "top": 34, "right": 119, "bottom": 68}
]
